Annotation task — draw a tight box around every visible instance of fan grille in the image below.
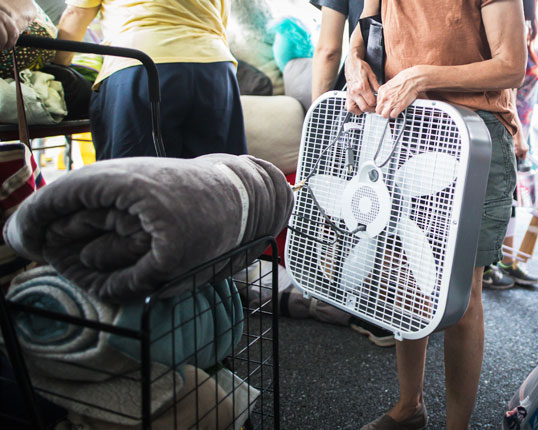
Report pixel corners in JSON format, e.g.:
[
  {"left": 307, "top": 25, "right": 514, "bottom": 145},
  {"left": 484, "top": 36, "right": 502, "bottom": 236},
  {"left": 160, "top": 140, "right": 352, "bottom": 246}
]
[{"left": 287, "top": 95, "right": 464, "bottom": 336}]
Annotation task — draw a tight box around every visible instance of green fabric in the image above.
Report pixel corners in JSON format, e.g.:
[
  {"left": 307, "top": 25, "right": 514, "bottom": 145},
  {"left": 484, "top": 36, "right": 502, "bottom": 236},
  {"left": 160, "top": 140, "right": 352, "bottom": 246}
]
[
  {"left": 269, "top": 17, "right": 314, "bottom": 73},
  {"left": 109, "top": 278, "right": 244, "bottom": 371},
  {"left": 7, "top": 268, "right": 243, "bottom": 376},
  {"left": 71, "top": 53, "right": 103, "bottom": 83},
  {"left": 0, "top": 69, "right": 67, "bottom": 124},
  {"left": 475, "top": 110, "right": 517, "bottom": 267}
]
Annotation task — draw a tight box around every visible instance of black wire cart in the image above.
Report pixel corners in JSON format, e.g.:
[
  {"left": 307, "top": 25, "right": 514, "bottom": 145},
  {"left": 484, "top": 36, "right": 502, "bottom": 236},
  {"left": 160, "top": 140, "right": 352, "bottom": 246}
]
[
  {"left": 0, "top": 37, "right": 280, "bottom": 430},
  {"left": 1, "top": 238, "right": 280, "bottom": 430}
]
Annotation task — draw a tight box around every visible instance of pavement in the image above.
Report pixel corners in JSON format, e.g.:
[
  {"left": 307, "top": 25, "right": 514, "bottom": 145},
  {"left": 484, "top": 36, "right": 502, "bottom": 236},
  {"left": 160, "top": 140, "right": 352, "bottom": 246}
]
[{"left": 278, "top": 209, "right": 538, "bottom": 429}]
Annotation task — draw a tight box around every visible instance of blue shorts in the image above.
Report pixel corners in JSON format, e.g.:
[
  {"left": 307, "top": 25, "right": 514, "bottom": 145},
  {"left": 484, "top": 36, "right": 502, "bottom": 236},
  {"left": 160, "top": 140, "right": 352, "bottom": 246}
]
[
  {"left": 89, "top": 61, "right": 247, "bottom": 159},
  {"left": 475, "top": 111, "right": 517, "bottom": 267}
]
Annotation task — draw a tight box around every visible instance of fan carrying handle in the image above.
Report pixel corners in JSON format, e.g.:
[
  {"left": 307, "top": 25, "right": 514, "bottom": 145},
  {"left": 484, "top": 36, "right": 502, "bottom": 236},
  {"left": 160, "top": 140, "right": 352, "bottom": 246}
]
[
  {"left": 373, "top": 110, "right": 407, "bottom": 168},
  {"left": 294, "top": 108, "right": 407, "bottom": 192},
  {"left": 16, "top": 35, "right": 166, "bottom": 158}
]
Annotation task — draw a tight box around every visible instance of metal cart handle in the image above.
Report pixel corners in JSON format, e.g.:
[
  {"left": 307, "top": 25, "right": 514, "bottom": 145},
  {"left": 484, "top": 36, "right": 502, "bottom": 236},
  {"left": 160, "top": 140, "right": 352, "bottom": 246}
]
[{"left": 16, "top": 34, "right": 167, "bottom": 157}]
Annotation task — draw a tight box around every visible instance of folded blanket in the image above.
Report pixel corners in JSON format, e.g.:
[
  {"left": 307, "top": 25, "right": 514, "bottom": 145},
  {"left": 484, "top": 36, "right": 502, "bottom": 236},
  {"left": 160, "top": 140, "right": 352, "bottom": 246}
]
[
  {"left": 57, "top": 366, "right": 256, "bottom": 429},
  {"left": 4, "top": 266, "right": 244, "bottom": 383},
  {"left": 34, "top": 363, "right": 183, "bottom": 426},
  {"left": 3, "top": 154, "right": 293, "bottom": 302}
]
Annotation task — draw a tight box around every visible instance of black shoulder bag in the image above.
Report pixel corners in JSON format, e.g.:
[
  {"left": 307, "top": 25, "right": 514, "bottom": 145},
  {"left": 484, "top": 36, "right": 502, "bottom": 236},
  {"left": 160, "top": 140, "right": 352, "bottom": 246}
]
[
  {"left": 358, "top": 0, "right": 385, "bottom": 85},
  {"left": 333, "top": 0, "right": 386, "bottom": 90}
]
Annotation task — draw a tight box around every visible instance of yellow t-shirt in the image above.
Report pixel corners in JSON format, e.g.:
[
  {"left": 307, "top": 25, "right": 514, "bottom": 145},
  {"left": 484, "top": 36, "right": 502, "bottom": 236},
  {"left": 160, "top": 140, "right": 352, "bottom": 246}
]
[{"left": 66, "top": 0, "right": 236, "bottom": 86}]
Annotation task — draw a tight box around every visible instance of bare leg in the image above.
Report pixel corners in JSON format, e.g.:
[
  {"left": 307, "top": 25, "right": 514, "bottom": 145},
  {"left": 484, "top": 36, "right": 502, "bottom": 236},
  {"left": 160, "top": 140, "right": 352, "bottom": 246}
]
[
  {"left": 386, "top": 337, "right": 428, "bottom": 420},
  {"left": 444, "top": 267, "right": 485, "bottom": 430},
  {"left": 502, "top": 236, "right": 514, "bottom": 265}
]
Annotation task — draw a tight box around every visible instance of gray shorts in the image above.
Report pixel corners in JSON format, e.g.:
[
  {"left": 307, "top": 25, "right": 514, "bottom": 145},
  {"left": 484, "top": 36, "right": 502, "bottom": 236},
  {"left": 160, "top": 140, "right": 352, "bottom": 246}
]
[{"left": 474, "top": 111, "right": 517, "bottom": 267}]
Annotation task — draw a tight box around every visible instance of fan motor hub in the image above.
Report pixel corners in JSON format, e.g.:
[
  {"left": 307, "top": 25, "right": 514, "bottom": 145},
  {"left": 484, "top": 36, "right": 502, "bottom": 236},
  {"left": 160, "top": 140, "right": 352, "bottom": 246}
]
[
  {"left": 342, "top": 163, "right": 391, "bottom": 238},
  {"left": 351, "top": 185, "right": 380, "bottom": 225}
]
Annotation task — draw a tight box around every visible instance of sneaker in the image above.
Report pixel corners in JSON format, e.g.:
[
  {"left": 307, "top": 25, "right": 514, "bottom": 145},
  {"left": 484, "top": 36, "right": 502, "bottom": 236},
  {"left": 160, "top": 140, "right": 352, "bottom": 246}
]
[
  {"left": 498, "top": 262, "right": 538, "bottom": 286},
  {"left": 482, "top": 264, "right": 515, "bottom": 290},
  {"left": 349, "top": 317, "right": 395, "bottom": 347}
]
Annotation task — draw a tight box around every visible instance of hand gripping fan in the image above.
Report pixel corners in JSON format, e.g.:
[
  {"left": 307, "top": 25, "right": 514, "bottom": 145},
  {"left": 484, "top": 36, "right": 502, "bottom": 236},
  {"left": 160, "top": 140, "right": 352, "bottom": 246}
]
[{"left": 285, "top": 91, "right": 492, "bottom": 340}]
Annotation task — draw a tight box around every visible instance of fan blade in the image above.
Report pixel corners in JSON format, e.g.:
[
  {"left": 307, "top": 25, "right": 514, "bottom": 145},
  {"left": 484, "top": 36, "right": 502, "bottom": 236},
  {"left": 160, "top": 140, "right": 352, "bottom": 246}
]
[
  {"left": 308, "top": 174, "right": 346, "bottom": 218},
  {"left": 397, "top": 216, "right": 437, "bottom": 296},
  {"left": 341, "top": 237, "right": 377, "bottom": 291},
  {"left": 395, "top": 152, "right": 459, "bottom": 198}
]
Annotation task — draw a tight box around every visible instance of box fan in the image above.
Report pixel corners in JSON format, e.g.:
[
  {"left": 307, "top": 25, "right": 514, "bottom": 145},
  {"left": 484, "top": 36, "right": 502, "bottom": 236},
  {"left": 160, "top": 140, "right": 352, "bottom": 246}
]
[{"left": 285, "top": 91, "right": 492, "bottom": 340}]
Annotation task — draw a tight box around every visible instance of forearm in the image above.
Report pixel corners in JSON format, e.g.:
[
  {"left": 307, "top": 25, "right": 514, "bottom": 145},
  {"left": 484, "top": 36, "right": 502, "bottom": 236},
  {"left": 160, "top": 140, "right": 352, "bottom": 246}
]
[
  {"left": 312, "top": 7, "right": 346, "bottom": 101},
  {"left": 374, "top": 57, "right": 525, "bottom": 118},
  {"left": 54, "top": 5, "right": 99, "bottom": 65},
  {"left": 346, "top": 0, "right": 381, "bottom": 74},
  {"left": 409, "top": 59, "right": 525, "bottom": 95},
  {"left": 312, "top": 46, "right": 342, "bottom": 101},
  {"left": 344, "top": 21, "right": 379, "bottom": 113},
  {"left": 367, "top": 63, "right": 524, "bottom": 98},
  {"left": 347, "top": 22, "right": 366, "bottom": 62}
]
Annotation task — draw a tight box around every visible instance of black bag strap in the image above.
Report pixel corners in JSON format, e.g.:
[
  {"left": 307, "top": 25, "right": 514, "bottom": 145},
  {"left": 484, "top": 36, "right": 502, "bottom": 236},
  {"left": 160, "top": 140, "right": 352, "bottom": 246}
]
[{"left": 11, "top": 49, "right": 31, "bottom": 149}]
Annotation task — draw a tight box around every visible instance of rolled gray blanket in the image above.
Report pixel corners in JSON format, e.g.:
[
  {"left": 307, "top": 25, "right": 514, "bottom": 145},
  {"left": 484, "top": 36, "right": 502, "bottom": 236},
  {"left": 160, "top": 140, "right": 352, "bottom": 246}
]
[{"left": 3, "top": 154, "right": 293, "bottom": 302}]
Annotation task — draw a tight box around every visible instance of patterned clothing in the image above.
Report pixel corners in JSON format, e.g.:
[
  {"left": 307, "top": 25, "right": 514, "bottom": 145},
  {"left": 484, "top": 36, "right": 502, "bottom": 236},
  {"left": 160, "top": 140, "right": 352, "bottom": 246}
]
[{"left": 517, "top": 55, "right": 538, "bottom": 141}]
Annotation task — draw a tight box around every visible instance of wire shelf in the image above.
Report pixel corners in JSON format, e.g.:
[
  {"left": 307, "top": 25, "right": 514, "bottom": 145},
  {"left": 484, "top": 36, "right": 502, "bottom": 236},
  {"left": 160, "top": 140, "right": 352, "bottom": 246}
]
[{"left": 0, "top": 237, "right": 280, "bottom": 430}]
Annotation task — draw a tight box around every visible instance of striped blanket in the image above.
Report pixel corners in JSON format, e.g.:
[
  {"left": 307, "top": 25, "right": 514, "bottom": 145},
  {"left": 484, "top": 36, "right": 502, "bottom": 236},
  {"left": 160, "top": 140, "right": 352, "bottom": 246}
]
[
  {"left": 0, "top": 142, "right": 44, "bottom": 287},
  {"left": 5, "top": 266, "right": 243, "bottom": 380},
  {"left": 3, "top": 265, "right": 244, "bottom": 425}
]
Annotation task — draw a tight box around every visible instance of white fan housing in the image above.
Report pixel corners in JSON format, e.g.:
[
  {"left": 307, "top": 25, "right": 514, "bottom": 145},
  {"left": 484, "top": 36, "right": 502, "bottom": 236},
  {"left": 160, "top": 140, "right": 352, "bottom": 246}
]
[{"left": 285, "top": 92, "right": 492, "bottom": 340}]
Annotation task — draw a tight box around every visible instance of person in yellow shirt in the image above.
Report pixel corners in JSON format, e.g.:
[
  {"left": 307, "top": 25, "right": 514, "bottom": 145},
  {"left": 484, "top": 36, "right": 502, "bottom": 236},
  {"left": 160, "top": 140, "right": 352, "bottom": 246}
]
[{"left": 54, "top": 0, "right": 246, "bottom": 159}]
